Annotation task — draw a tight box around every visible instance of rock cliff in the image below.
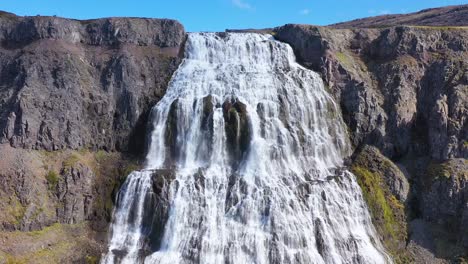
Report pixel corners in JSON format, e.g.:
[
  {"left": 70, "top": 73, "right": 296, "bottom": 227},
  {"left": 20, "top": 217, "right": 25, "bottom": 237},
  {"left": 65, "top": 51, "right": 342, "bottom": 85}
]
[
  {"left": 0, "top": 5, "right": 467, "bottom": 263},
  {"left": 274, "top": 10, "right": 467, "bottom": 262},
  {"left": 0, "top": 12, "right": 185, "bottom": 263},
  {"left": 0, "top": 12, "right": 185, "bottom": 153}
]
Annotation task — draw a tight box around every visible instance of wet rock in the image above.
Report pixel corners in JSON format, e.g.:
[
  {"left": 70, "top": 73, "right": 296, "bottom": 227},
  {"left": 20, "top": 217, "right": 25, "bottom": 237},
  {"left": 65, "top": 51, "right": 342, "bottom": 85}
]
[
  {"left": 164, "top": 99, "right": 180, "bottom": 165},
  {"left": 151, "top": 169, "right": 176, "bottom": 197},
  {"left": 149, "top": 169, "right": 175, "bottom": 250},
  {"left": 222, "top": 99, "right": 251, "bottom": 167}
]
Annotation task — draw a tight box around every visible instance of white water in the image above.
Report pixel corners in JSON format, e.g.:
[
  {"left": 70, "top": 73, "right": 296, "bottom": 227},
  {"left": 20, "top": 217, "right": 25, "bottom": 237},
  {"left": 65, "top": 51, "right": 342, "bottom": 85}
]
[{"left": 102, "top": 33, "right": 390, "bottom": 264}]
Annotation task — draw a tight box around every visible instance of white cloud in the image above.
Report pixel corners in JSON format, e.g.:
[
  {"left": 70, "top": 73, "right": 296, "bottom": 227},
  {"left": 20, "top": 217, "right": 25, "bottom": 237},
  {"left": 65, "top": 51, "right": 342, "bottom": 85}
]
[
  {"left": 232, "top": 0, "right": 253, "bottom": 10},
  {"left": 300, "top": 9, "right": 310, "bottom": 15}
]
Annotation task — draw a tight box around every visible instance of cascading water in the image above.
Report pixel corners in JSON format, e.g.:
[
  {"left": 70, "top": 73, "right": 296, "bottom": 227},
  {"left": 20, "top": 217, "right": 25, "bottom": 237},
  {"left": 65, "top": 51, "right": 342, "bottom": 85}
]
[{"left": 102, "top": 32, "right": 391, "bottom": 264}]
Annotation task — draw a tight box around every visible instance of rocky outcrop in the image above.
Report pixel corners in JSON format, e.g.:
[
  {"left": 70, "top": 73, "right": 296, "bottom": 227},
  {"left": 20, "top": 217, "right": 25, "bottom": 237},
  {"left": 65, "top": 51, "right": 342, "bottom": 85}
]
[
  {"left": 275, "top": 25, "right": 467, "bottom": 161},
  {"left": 351, "top": 145, "right": 410, "bottom": 262},
  {"left": 0, "top": 143, "right": 140, "bottom": 262},
  {"left": 222, "top": 99, "right": 251, "bottom": 166},
  {"left": 274, "top": 19, "right": 467, "bottom": 262},
  {"left": 422, "top": 159, "right": 468, "bottom": 249},
  {"left": 0, "top": 12, "right": 183, "bottom": 263},
  {"left": 0, "top": 13, "right": 186, "bottom": 153},
  {"left": 352, "top": 145, "right": 410, "bottom": 202}
]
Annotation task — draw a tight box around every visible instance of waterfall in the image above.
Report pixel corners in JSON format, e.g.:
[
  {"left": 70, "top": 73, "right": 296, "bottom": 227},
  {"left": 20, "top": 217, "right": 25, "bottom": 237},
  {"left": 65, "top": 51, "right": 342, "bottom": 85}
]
[{"left": 102, "top": 32, "right": 391, "bottom": 264}]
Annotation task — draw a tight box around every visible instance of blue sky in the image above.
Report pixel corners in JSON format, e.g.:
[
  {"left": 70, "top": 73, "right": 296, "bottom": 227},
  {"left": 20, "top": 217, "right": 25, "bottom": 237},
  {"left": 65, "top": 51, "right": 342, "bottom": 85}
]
[{"left": 1, "top": 0, "right": 466, "bottom": 32}]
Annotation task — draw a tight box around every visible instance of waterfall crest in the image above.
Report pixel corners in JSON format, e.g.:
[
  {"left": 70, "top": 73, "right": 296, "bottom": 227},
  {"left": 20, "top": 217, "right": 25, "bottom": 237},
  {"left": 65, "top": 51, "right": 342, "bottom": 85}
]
[{"left": 102, "top": 33, "right": 391, "bottom": 264}]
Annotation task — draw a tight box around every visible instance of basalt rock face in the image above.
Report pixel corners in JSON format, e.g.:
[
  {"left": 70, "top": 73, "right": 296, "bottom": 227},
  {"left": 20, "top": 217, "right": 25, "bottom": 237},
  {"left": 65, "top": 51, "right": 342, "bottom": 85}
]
[
  {"left": 0, "top": 12, "right": 186, "bottom": 153},
  {"left": 275, "top": 22, "right": 468, "bottom": 261},
  {"left": 0, "top": 13, "right": 184, "bottom": 263},
  {"left": 275, "top": 25, "right": 467, "bottom": 161}
]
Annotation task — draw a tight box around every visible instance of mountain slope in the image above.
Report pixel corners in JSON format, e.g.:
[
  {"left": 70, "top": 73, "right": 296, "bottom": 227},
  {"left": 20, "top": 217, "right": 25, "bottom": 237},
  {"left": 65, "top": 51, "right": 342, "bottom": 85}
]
[{"left": 331, "top": 4, "right": 468, "bottom": 28}]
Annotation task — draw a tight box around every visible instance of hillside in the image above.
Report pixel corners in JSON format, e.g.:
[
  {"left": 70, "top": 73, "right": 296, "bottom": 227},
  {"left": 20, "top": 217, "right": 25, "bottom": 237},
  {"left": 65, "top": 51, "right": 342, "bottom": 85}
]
[{"left": 331, "top": 4, "right": 468, "bottom": 28}]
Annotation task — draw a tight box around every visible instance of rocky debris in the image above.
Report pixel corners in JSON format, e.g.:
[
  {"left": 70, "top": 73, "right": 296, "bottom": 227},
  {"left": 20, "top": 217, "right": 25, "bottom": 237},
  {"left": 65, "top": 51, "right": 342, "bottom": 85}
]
[
  {"left": 407, "top": 219, "right": 447, "bottom": 264},
  {"left": 0, "top": 13, "right": 186, "bottom": 154},
  {"left": 331, "top": 4, "right": 468, "bottom": 29},
  {"left": 0, "top": 144, "right": 55, "bottom": 232}
]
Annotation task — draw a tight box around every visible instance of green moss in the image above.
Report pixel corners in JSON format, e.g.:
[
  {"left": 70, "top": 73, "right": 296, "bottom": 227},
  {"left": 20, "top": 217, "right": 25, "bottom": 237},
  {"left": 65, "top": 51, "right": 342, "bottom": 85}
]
[
  {"left": 7, "top": 198, "right": 26, "bottom": 226},
  {"left": 24, "top": 240, "right": 74, "bottom": 263},
  {"left": 122, "top": 164, "right": 139, "bottom": 177},
  {"left": 29, "top": 223, "right": 62, "bottom": 237},
  {"left": 5, "top": 256, "right": 26, "bottom": 264},
  {"left": 78, "top": 148, "right": 89, "bottom": 155},
  {"left": 86, "top": 255, "right": 99, "bottom": 264},
  {"left": 335, "top": 52, "right": 351, "bottom": 67},
  {"left": 95, "top": 150, "right": 108, "bottom": 164},
  {"left": 326, "top": 101, "right": 338, "bottom": 119},
  {"left": 353, "top": 166, "right": 398, "bottom": 237},
  {"left": 30, "top": 207, "right": 44, "bottom": 221},
  {"left": 62, "top": 154, "right": 80, "bottom": 168},
  {"left": 1, "top": 223, "right": 92, "bottom": 264},
  {"left": 45, "top": 170, "right": 60, "bottom": 188},
  {"left": 352, "top": 165, "right": 408, "bottom": 261},
  {"left": 409, "top": 25, "right": 468, "bottom": 30},
  {"left": 427, "top": 161, "right": 453, "bottom": 183}
]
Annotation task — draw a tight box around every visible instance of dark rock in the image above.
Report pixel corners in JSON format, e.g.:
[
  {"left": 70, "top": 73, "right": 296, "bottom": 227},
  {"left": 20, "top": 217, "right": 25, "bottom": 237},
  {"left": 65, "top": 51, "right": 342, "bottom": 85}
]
[
  {"left": 147, "top": 169, "right": 176, "bottom": 251},
  {"left": 407, "top": 219, "right": 446, "bottom": 264},
  {"left": 222, "top": 98, "right": 251, "bottom": 167},
  {"left": 164, "top": 99, "right": 180, "bottom": 165},
  {"left": 56, "top": 163, "right": 94, "bottom": 224},
  {"left": 353, "top": 145, "right": 410, "bottom": 202},
  {"left": 0, "top": 13, "right": 186, "bottom": 154},
  {"left": 421, "top": 159, "right": 468, "bottom": 249},
  {"left": 274, "top": 25, "right": 467, "bottom": 160},
  {"left": 275, "top": 22, "right": 468, "bottom": 261}
]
